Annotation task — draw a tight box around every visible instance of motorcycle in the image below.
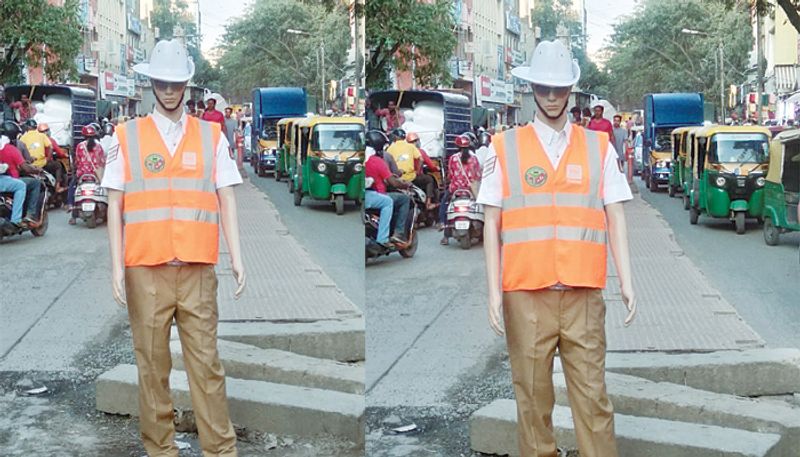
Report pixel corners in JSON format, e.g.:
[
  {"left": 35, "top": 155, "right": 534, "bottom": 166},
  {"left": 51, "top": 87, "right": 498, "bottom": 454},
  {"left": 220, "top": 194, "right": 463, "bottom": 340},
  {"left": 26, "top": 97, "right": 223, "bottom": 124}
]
[
  {"left": 365, "top": 185, "right": 425, "bottom": 261},
  {"left": 444, "top": 189, "right": 484, "bottom": 249},
  {"left": 73, "top": 174, "right": 108, "bottom": 228},
  {"left": 0, "top": 171, "right": 52, "bottom": 241}
]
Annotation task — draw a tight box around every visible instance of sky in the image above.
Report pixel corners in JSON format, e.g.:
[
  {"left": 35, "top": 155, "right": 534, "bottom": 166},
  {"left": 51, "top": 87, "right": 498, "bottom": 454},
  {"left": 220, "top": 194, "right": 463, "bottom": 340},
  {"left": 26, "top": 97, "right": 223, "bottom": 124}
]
[{"left": 197, "top": 0, "right": 639, "bottom": 61}]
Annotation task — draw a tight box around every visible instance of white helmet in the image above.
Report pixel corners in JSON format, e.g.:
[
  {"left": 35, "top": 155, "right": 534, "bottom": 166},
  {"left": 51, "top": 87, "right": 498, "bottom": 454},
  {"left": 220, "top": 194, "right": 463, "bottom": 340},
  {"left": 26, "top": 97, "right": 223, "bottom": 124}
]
[
  {"left": 133, "top": 39, "right": 195, "bottom": 82},
  {"left": 511, "top": 40, "right": 580, "bottom": 87}
]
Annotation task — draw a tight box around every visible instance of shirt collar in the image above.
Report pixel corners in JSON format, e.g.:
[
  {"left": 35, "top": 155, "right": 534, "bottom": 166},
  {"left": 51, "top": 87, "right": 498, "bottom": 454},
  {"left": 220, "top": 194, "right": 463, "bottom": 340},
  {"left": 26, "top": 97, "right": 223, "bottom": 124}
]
[
  {"left": 150, "top": 108, "right": 187, "bottom": 134},
  {"left": 532, "top": 113, "right": 571, "bottom": 146}
]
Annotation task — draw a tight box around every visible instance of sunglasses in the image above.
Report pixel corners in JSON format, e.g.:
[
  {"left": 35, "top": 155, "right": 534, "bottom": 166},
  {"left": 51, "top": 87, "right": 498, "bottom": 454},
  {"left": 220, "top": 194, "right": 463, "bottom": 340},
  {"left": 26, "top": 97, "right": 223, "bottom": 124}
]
[
  {"left": 152, "top": 80, "right": 186, "bottom": 91},
  {"left": 532, "top": 85, "right": 571, "bottom": 98}
]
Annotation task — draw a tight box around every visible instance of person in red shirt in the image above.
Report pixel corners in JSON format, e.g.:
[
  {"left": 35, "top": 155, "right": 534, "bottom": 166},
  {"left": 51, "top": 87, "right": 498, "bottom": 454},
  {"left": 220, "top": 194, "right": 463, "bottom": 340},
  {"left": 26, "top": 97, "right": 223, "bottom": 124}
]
[
  {"left": 365, "top": 130, "right": 412, "bottom": 244},
  {"left": 201, "top": 97, "right": 227, "bottom": 138},
  {"left": 374, "top": 101, "right": 405, "bottom": 132},
  {"left": 10, "top": 94, "right": 37, "bottom": 123},
  {"left": 586, "top": 104, "right": 615, "bottom": 143},
  {"left": 67, "top": 124, "right": 106, "bottom": 224},
  {"left": 0, "top": 120, "right": 41, "bottom": 224}
]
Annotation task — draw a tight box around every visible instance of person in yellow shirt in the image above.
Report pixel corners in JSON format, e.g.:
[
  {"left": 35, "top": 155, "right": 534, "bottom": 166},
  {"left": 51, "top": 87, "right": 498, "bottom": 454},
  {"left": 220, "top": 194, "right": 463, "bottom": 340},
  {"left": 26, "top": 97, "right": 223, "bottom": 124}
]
[
  {"left": 19, "top": 120, "right": 51, "bottom": 168},
  {"left": 386, "top": 128, "right": 437, "bottom": 209}
]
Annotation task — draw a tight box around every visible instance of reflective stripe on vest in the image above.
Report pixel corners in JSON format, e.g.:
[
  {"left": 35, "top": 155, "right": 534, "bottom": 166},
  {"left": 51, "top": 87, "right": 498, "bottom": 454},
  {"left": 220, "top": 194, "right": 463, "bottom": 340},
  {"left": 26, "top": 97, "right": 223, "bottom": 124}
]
[{"left": 497, "top": 125, "right": 608, "bottom": 291}]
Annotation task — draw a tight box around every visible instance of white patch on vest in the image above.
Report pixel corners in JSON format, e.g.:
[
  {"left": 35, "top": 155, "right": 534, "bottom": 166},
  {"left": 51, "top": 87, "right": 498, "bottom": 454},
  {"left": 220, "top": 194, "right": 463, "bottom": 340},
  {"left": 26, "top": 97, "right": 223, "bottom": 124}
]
[
  {"left": 566, "top": 164, "right": 582, "bottom": 182},
  {"left": 182, "top": 151, "right": 197, "bottom": 170}
]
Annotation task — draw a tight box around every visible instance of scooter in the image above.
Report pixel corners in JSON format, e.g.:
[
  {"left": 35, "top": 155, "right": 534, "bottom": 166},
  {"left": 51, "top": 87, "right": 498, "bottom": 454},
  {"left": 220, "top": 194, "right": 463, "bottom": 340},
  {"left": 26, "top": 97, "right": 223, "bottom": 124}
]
[
  {"left": 73, "top": 174, "right": 108, "bottom": 228},
  {"left": 0, "top": 171, "right": 52, "bottom": 241},
  {"left": 444, "top": 189, "right": 484, "bottom": 250},
  {"left": 365, "top": 185, "right": 425, "bottom": 261}
]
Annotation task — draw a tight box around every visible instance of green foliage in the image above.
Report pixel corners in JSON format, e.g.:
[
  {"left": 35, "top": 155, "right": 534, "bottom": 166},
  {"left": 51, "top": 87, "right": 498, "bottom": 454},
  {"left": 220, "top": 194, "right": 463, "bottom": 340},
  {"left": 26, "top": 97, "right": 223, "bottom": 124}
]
[
  {"left": 606, "top": 0, "right": 752, "bottom": 109},
  {"left": 713, "top": 0, "right": 800, "bottom": 34},
  {"left": 366, "top": 0, "right": 457, "bottom": 89},
  {"left": 218, "top": 0, "right": 351, "bottom": 103},
  {"left": 0, "top": 0, "right": 83, "bottom": 83}
]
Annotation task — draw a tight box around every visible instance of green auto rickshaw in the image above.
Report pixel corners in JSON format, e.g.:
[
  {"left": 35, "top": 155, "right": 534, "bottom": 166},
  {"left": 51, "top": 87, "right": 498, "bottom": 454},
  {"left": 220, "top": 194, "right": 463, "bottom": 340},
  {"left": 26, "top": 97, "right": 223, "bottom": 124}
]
[
  {"left": 688, "top": 125, "right": 771, "bottom": 234},
  {"left": 669, "top": 126, "right": 694, "bottom": 197},
  {"left": 762, "top": 129, "right": 800, "bottom": 246},
  {"left": 276, "top": 117, "right": 303, "bottom": 182},
  {"left": 291, "top": 116, "right": 366, "bottom": 215}
]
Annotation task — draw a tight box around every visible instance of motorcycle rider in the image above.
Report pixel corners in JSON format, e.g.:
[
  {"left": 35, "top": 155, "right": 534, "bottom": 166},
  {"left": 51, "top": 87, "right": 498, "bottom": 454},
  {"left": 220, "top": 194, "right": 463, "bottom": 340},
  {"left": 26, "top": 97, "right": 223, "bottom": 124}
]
[
  {"left": 38, "top": 122, "right": 69, "bottom": 191},
  {"left": 1, "top": 120, "right": 41, "bottom": 224},
  {"left": 386, "top": 128, "right": 437, "bottom": 210},
  {"left": 364, "top": 130, "right": 395, "bottom": 248},
  {"left": 0, "top": 129, "right": 28, "bottom": 228},
  {"left": 440, "top": 133, "right": 482, "bottom": 244},
  {"left": 68, "top": 123, "right": 106, "bottom": 225},
  {"left": 366, "top": 130, "right": 412, "bottom": 244},
  {"left": 475, "top": 128, "right": 492, "bottom": 167}
]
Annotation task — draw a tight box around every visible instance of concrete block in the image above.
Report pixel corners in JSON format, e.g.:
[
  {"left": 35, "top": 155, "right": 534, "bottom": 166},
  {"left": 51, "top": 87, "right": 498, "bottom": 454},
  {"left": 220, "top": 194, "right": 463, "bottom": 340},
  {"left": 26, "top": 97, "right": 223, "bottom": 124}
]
[
  {"left": 554, "top": 372, "right": 800, "bottom": 457},
  {"left": 96, "top": 364, "right": 364, "bottom": 443},
  {"left": 214, "top": 319, "right": 364, "bottom": 363},
  {"left": 605, "top": 348, "right": 800, "bottom": 396},
  {"left": 470, "top": 400, "right": 781, "bottom": 457},
  {"left": 170, "top": 339, "right": 364, "bottom": 394}
]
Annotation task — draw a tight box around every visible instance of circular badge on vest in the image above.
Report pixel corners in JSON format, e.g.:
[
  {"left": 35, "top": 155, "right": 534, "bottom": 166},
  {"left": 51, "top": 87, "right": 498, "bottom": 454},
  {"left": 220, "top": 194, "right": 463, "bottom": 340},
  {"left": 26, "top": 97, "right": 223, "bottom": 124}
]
[
  {"left": 525, "top": 166, "right": 548, "bottom": 187},
  {"left": 144, "top": 153, "right": 166, "bottom": 173}
]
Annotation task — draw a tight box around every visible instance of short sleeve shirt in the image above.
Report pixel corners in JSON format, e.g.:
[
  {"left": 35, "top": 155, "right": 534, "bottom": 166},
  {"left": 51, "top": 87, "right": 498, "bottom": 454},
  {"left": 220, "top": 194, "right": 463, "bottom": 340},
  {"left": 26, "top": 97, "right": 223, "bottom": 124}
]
[
  {"left": 476, "top": 119, "right": 633, "bottom": 208},
  {"left": 386, "top": 140, "right": 421, "bottom": 181},
  {"left": 0, "top": 143, "right": 25, "bottom": 178},
  {"left": 365, "top": 155, "right": 392, "bottom": 194},
  {"left": 101, "top": 110, "right": 243, "bottom": 191}
]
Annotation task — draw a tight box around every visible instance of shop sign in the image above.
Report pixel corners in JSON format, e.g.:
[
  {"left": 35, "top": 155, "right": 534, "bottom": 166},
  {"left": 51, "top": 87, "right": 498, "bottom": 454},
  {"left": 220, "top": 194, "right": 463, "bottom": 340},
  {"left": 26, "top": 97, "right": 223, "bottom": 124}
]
[
  {"left": 458, "top": 60, "right": 473, "bottom": 79},
  {"left": 506, "top": 12, "right": 521, "bottom": 35},
  {"left": 477, "top": 75, "right": 515, "bottom": 105},
  {"left": 512, "top": 50, "right": 525, "bottom": 66},
  {"left": 102, "top": 71, "right": 134, "bottom": 98}
]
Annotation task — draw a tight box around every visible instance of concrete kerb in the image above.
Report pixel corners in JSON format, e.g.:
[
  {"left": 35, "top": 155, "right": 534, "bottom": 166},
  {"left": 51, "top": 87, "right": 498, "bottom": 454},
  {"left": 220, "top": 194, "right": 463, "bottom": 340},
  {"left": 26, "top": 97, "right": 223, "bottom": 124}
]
[
  {"left": 96, "top": 364, "right": 365, "bottom": 444},
  {"left": 604, "top": 348, "right": 800, "bottom": 396},
  {"left": 170, "top": 339, "right": 364, "bottom": 395},
  {"left": 553, "top": 372, "right": 800, "bottom": 457},
  {"left": 470, "top": 400, "right": 782, "bottom": 457},
  {"left": 213, "top": 318, "right": 365, "bottom": 363}
]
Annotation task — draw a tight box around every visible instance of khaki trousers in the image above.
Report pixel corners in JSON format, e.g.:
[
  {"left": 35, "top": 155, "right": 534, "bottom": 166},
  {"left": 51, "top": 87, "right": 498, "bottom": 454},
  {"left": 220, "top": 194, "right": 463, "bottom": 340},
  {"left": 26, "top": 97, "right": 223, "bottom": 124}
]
[
  {"left": 503, "top": 289, "right": 617, "bottom": 457},
  {"left": 126, "top": 264, "right": 237, "bottom": 457}
]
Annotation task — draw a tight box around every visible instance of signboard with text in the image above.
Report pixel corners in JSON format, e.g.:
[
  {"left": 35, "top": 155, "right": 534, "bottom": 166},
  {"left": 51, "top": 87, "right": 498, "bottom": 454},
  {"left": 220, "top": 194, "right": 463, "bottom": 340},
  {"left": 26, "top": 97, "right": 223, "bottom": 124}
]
[{"left": 477, "top": 75, "right": 515, "bottom": 105}]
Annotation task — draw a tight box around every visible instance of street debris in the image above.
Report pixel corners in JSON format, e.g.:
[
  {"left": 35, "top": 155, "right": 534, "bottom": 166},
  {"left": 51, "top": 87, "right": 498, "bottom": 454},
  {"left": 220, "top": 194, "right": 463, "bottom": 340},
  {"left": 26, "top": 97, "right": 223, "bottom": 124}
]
[
  {"left": 175, "top": 440, "right": 191, "bottom": 450},
  {"left": 23, "top": 386, "right": 48, "bottom": 396},
  {"left": 391, "top": 423, "right": 418, "bottom": 434}
]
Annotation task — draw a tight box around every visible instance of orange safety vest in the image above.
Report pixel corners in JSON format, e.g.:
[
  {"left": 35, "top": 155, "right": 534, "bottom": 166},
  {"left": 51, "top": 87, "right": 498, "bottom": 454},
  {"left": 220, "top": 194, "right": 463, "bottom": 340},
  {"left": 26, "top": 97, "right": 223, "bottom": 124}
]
[
  {"left": 117, "top": 116, "right": 220, "bottom": 267},
  {"left": 495, "top": 124, "right": 608, "bottom": 291}
]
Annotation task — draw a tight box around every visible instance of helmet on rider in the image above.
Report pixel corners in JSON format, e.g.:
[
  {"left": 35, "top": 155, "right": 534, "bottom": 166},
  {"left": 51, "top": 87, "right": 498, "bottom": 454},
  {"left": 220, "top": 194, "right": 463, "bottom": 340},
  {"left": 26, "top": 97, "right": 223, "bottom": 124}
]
[
  {"left": 366, "top": 129, "right": 390, "bottom": 152},
  {"left": 391, "top": 128, "right": 406, "bottom": 142},
  {"left": 102, "top": 122, "right": 115, "bottom": 138},
  {"left": 81, "top": 124, "right": 99, "bottom": 138},
  {"left": 463, "top": 131, "right": 479, "bottom": 150},
  {"left": 405, "top": 132, "right": 419, "bottom": 144},
  {"left": 479, "top": 130, "right": 491, "bottom": 147},
  {"left": 37, "top": 123, "right": 50, "bottom": 134},
  {"left": 454, "top": 134, "right": 471, "bottom": 149},
  {"left": 0, "top": 120, "right": 22, "bottom": 141},
  {"left": 22, "top": 119, "right": 37, "bottom": 132}
]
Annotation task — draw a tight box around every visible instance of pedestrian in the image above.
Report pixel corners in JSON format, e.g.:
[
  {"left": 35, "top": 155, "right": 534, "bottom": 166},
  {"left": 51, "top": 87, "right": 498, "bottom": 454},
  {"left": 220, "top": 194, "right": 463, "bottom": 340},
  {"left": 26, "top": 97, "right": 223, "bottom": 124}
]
[
  {"left": 202, "top": 96, "right": 227, "bottom": 138},
  {"left": 587, "top": 103, "right": 615, "bottom": 144},
  {"left": 581, "top": 107, "right": 591, "bottom": 127},
  {"left": 479, "top": 39, "right": 637, "bottom": 457},
  {"left": 374, "top": 100, "right": 405, "bottom": 131},
  {"left": 101, "top": 39, "right": 246, "bottom": 457},
  {"left": 612, "top": 114, "right": 628, "bottom": 171},
  {"left": 570, "top": 106, "right": 582, "bottom": 124},
  {"left": 196, "top": 100, "right": 206, "bottom": 118},
  {"left": 185, "top": 99, "right": 196, "bottom": 117},
  {"left": 224, "top": 107, "right": 238, "bottom": 154},
  {"left": 0, "top": 85, "right": 14, "bottom": 122}
]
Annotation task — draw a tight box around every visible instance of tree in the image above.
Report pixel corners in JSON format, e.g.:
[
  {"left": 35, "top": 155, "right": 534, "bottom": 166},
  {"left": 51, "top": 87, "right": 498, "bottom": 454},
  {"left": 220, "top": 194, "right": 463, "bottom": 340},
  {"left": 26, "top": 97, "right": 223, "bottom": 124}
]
[
  {"left": 605, "top": 0, "right": 752, "bottom": 109},
  {"left": 0, "top": 0, "right": 83, "bottom": 83},
  {"left": 366, "top": 0, "right": 457, "bottom": 89},
  {"left": 217, "top": 0, "right": 351, "bottom": 103},
  {"left": 715, "top": 0, "right": 800, "bottom": 33},
  {"left": 530, "top": 0, "right": 610, "bottom": 96}
]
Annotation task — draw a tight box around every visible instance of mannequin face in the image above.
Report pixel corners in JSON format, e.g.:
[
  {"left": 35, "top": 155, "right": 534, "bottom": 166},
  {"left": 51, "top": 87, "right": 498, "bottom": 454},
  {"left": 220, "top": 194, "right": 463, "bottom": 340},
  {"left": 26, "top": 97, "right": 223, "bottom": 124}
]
[
  {"left": 152, "top": 79, "right": 187, "bottom": 112},
  {"left": 532, "top": 85, "right": 571, "bottom": 120}
]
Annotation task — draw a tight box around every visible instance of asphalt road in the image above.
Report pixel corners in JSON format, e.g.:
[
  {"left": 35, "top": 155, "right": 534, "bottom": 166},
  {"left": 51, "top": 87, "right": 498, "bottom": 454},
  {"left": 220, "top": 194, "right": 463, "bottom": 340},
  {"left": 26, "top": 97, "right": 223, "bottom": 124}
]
[
  {"left": 246, "top": 165, "right": 364, "bottom": 310},
  {"left": 636, "top": 179, "right": 800, "bottom": 348}
]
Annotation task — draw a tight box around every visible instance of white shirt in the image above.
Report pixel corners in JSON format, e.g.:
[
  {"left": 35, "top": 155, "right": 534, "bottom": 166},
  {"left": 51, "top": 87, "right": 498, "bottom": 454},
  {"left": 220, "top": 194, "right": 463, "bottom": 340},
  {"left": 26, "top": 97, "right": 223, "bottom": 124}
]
[
  {"left": 476, "top": 116, "right": 632, "bottom": 207},
  {"left": 101, "top": 109, "right": 243, "bottom": 191}
]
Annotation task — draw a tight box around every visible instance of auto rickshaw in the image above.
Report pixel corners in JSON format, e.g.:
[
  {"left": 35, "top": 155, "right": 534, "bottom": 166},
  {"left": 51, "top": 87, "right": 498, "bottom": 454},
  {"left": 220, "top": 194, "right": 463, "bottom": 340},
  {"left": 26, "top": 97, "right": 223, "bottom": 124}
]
[
  {"left": 291, "top": 116, "right": 365, "bottom": 215},
  {"left": 276, "top": 117, "right": 303, "bottom": 182},
  {"left": 762, "top": 129, "right": 800, "bottom": 246},
  {"left": 687, "top": 125, "right": 771, "bottom": 234},
  {"left": 669, "top": 126, "right": 694, "bottom": 197},
  {"left": 680, "top": 127, "right": 702, "bottom": 210}
]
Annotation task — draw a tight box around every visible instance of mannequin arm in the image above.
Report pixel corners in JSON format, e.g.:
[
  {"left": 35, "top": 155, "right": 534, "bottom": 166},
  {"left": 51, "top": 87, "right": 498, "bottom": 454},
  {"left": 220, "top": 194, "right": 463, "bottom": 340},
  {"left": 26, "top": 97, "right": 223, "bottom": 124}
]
[
  {"left": 483, "top": 205, "right": 504, "bottom": 335},
  {"left": 606, "top": 202, "right": 637, "bottom": 326},
  {"left": 218, "top": 185, "right": 246, "bottom": 298},
  {"left": 107, "top": 189, "right": 126, "bottom": 307}
]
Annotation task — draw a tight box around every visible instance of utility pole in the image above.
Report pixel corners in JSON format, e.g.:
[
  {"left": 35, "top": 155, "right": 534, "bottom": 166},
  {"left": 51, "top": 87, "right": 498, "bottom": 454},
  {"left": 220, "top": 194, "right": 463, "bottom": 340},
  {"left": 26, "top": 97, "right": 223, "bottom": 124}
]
[
  {"left": 352, "top": 0, "right": 363, "bottom": 115},
  {"left": 719, "top": 41, "right": 725, "bottom": 123},
  {"left": 321, "top": 37, "right": 326, "bottom": 113},
  {"left": 756, "top": 11, "right": 764, "bottom": 124}
]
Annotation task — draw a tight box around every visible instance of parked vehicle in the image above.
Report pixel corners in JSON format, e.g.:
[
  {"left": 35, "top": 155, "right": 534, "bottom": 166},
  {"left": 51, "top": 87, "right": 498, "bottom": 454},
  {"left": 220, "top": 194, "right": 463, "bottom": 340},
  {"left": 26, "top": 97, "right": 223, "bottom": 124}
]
[
  {"left": 254, "top": 128, "right": 277, "bottom": 177},
  {"left": 291, "top": 116, "right": 365, "bottom": 215},
  {"left": 73, "top": 174, "right": 108, "bottom": 228},
  {"left": 687, "top": 125, "right": 771, "bottom": 234},
  {"left": 250, "top": 87, "right": 307, "bottom": 178},
  {"left": 669, "top": 126, "right": 699, "bottom": 197},
  {"left": 642, "top": 93, "right": 704, "bottom": 191},
  {"left": 365, "top": 185, "right": 424, "bottom": 261},
  {"left": 444, "top": 189, "right": 484, "bottom": 249},
  {"left": 681, "top": 127, "right": 702, "bottom": 210},
  {"left": 0, "top": 171, "right": 51, "bottom": 241},
  {"left": 762, "top": 129, "right": 800, "bottom": 246},
  {"left": 275, "top": 117, "right": 304, "bottom": 181},
  {"left": 631, "top": 129, "right": 643, "bottom": 175}
]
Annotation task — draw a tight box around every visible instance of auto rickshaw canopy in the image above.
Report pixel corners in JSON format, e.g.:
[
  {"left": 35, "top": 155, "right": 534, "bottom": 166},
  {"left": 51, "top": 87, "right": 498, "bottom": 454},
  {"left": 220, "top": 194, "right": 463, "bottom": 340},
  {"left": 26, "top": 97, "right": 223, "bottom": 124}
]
[
  {"left": 767, "top": 129, "right": 800, "bottom": 189},
  {"left": 693, "top": 125, "right": 771, "bottom": 166}
]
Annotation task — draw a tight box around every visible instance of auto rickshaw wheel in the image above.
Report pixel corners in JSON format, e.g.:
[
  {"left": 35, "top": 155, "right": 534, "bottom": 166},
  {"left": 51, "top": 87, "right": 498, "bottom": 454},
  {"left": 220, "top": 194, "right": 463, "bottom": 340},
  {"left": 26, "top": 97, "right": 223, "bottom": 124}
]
[
  {"left": 683, "top": 195, "right": 690, "bottom": 210},
  {"left": 734, "top": 212, "right": 746, "bottom": 235},
  {"left": 689, "top": 206, "right": 699, "bottom": 225},
  {"left": 763, "top": 217, "right": 780, "bottom": 246},
  {"left": 335, "top": 195, "right": 345, "bottom": 215},
  {"left": 287, "top": 177, "right": 294, "bottom": 193},
  {"left": 399, "top": 232, "right": 418, "bottom": 258},
  {"left": 275, "top": 170, "right": 282, "bottom": 182},
  {"left": 294, "top": 187, "right": 302, "bottom": 206},
  {"left": 649, "top": 176, "right": 658, "bottom": 192}
]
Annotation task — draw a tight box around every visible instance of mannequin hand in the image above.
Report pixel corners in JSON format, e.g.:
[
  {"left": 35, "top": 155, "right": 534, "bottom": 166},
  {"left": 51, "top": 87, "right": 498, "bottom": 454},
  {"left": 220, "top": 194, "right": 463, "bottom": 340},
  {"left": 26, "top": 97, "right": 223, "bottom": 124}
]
[
  {"left": 488, "top": 292, "right": 504, "bottom": 336},
  {"left": 621, "top": 282, "right": 637, "bottom": 327},
  {"left": 112, "top": 266, "right": 127, "bottom": 308},
  {"left": 232, "top": 261, "right": 246, "bottom": 299}
]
